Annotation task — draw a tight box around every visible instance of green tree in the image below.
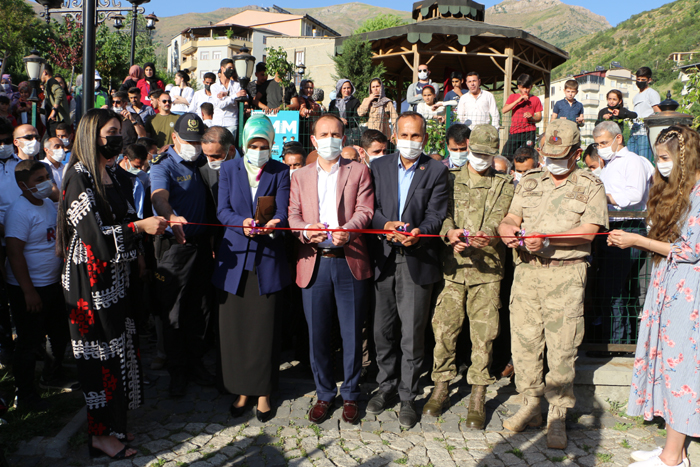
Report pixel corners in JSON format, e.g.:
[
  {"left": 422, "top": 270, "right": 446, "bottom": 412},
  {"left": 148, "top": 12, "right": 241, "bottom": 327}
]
[
  {"left": 331, "top": 35, "right": 385, "bottom": 101},
  {"left": 265, "top": 46, "right": 294, "bottom": 108},
  {"left": 0, "top": 0, "right": 42, "bottom": 78},
  {"left": 679, "top": 72, "right": 700, "bottom": 129},
  {"left": 354, "top": 14, "right": 409, "bottom": 34}
]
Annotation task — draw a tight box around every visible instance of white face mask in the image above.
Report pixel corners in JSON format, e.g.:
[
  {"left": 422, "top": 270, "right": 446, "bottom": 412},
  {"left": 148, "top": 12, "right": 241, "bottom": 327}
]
[
  {"left": 21, "top": 139, "right": 40, "bottom": 157},
  {"left": 596, "top": 138, "right": 619, "bottom": 161},
  {"left": 208, "top": 159, "right": 223, "bottom": 171},
  {"left": 657, "top": 160, "right": 673, "bottom": 177},
  {"left": 514, "top": 172, "right": 523, "bottom": 183},
  {"left": 592, "top": 166, "right": 602, "bottom": 177},
  {"left": 544, "top": 155, "right": 574, "bottom": 176},
  {"left": 246, "top": 149, "right": 270, "bottom": 168},
  {"left": 50, "top": 148, "right": 65, "bottom": 163},
  {"left": 396, "top": 139, "right": 423, "bottom": 160},
  {"left": 369, "top": 154, "right": 386, "bottom": 163},
  {"left": 289, "top": 168, "right": 298, "bottom": 177},
  {"left": 418, "top": 71, "right": 429, "bottom": 80},
  {"left": 314, "top": 137, "right": 343, "bottom": 161},
  {"left": 0, "top": 144, "right": 13, "bottom": 159},
  {"left": 468, "top": 151, "right": 493, "bottom": 172},
  {"left": 60, "top": 137, "right": 71, "bottom": 147},
  {"left": 449, "top": 150, "right": 469, "bottom": 167},
  {"left": 95, "top": 80, "right": 100, "bottom": 89},
  {"left": 178, "top": 141, "right": 201, "bottom": 162},
  {"left": 112, "top": 106, "right": 124, "bottom": 113},
  {"left": 23, "top": 180, "right": 54, "bottom": 199}
]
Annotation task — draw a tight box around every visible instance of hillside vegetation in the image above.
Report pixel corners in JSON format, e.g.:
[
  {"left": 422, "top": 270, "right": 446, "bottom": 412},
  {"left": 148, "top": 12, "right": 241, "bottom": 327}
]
[{"left": 553, "top": 0, "right": 700, "bottom": 87}]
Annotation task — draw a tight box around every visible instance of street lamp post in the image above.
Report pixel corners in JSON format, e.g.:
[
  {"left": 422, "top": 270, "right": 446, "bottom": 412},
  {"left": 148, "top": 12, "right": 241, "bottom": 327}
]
[
  {"left": 127, "top": 0, "right": 151, "bottom": 68},
  {"left": 232, "top": 46, "right": 256, "bottom": 146},
  {"left": 644, "top": 91, "right": 694, "bottom": 158},
  {"left": 23, "top": 50, "right": 46, "bottom": 128}
]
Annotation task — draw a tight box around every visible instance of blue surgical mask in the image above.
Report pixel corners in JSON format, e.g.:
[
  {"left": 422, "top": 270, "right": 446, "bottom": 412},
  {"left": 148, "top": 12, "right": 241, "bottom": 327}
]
[
  {"left": 449, "top": 150, "right": 469, "bottom": 167},
  {"left": 246, "top": 149, "right": 270, "bottom": 168}
]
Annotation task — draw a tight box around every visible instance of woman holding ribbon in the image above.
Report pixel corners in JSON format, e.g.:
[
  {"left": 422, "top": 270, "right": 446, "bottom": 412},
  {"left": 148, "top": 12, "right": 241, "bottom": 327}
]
[
  {"left": 608, "top": 125, "right": 700, "bottom": 467},
  {"left": 212, "top": 114, "right": 292, "bottom": 423}
]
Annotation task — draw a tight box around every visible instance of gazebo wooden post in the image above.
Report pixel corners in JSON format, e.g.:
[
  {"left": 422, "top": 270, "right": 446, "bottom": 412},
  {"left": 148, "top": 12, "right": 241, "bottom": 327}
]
[
  {"left": 501, "top": 41, "right": 514, "bottom": 150},
  {"left": 397, "top": 75, "right": 404, "bottom": 109},
  {"left": 543, "top": 71, "right": 551, "bottom": 132},
  {"left": 412, "top": 43, "right": 420, "bottom": 83}
]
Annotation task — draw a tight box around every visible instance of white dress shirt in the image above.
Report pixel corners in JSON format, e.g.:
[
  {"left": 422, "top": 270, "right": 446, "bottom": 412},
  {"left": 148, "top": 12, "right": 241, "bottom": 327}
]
[
  {"left": 304, "top": 160, "right": 340, "bottom": 248},
  {"left": 187, "top": 89, "right": 218, "bottom": 118},
  {"left": 211, "top": 79, "right": 242, "bottom": 129},
  {"left": 600, "top": 146, "right": 651, "bottom": 212},
  {"left": 454, "top": 90, "right": 500, "bottom": 130},
  {"left": 169, "top": 86, "right": 194, "bottom": 113}
]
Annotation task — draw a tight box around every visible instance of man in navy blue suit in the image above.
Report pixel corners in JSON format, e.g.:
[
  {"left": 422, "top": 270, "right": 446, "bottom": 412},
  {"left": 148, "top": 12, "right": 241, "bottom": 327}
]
[{"left": 367, "top": 111, "right": 449, "bottom": 429}]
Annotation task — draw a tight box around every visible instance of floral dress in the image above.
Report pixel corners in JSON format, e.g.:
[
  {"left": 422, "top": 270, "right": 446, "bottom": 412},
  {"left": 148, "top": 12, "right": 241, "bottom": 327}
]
[
  {"left": 628, "top": 180, "right": 700, "bottom": 437},
  {"left": 61, "top": 162, "right": 143, "bottom": 439}
]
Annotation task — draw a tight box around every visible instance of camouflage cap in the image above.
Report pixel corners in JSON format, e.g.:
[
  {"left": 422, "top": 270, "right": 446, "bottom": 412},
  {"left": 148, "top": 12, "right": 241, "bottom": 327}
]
[
  {"left": 540, "top": 119, "right": 580, "bottom": 159},
  {"left": 469, "top": 124, "right": 500, "bottom": 157}
]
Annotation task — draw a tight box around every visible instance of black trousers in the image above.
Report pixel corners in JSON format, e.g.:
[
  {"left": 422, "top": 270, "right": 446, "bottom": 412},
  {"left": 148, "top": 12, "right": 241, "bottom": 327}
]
[
  {"left": 155, "top": 240, "right": 214, "bottom": 375},
  {"left": 6, "top": 282, "right": 69, "bottom": 399}
]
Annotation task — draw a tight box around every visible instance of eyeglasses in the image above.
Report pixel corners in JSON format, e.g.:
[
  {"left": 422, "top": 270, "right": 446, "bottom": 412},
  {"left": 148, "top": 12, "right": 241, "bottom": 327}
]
[
  {"left": 113, "top": 101, "right": 124, "bottom": 105},
  {"left": 17, "top": 135, "right": 38, "bottom": 141}
]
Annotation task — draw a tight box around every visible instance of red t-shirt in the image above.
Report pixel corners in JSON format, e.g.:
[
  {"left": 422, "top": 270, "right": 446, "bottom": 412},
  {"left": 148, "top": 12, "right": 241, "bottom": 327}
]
[{"left": 506, "top": 93, "right": 543, "bottom": 134}]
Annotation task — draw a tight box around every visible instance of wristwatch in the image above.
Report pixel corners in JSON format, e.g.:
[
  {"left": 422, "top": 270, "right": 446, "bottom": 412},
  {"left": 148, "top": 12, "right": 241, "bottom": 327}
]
[{"left": 542, "top": 237, "right": 550, "bottom": 248}]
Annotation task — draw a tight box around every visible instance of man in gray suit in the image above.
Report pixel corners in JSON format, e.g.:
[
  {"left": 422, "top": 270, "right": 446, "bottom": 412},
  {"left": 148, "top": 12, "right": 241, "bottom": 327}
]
[{"left": 367, "top": 111, "right": 449, "bottom": 428}]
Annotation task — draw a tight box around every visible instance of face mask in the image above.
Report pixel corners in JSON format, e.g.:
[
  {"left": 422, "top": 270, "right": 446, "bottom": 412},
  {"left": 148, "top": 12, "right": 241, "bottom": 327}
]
[
  {"left": 418, "top": 71, "right": 429, "bottom": 80},
  {"left": 396, "top": 139, "right": 422, "bottom": 160},
  {"left": 60, "top": 137, "right": 70, "bottom": 147},
  {"left": 246, "top": 149, "right": 270, "bottom": 167},
  {"left": 2, "top": 84, "right": 10, "bottom": 94},
  {"left": 23, "top": 180, "right": 54, "bottom": 199},
  {"left": 314, "top": 137, "right": 343, "bottom": 161},
  {"left": 95, "top": 80, "right": 100, "bottom": 89},
  {"left": 657, "top": 160, "right": 673, "bottom": 177},
  {"left": 21, "top": 139, "right": 40, "bottom": 157},
  {"left": 544, "top": 155, "right": 574, "bottom": 176},
  {"left": 449, "top": 150, "right": 469, "bottom": 167},
  {"left": 636, "top": 80, "right": 648, "bottom": 90},
  {"left": 204, "top": 84, "right": 211, "bottom": 92},
  {"left": 50, "top": 148, "right": 65, "bottom": 163},
  {"left": 178, "top": 141, "right": 201, "bottom": 162},
  {"left": 369, "top": 154, "right": 386, "bottom": 163},
  {"left": 592, "top": 167, "right": 603, "bottom": 177},
  {"left": 514, "top": 172, "right": 523, "bottom": 183},
  {"left": 0, "top": 144, "right": 13, "bottom": 159},
  {"left": 289, "top": 168, "right": 298, "bottom": 177},
  {"left": 208, "top": 159, "right": 223, "bottom": 171},
  {"left": 97, "top": 135, "right": 124, "bottom": 160},
  {"left": 467, "top": 151, "right": 493, "bottom": 172},
  {"left": 112, "top": 106, "right": 123, "bottom": 113},
  {"left": 596, "top": 138, "right": 619, "bottom": 161},
  {"left": 224, "top": 68, "right": 235, "bottom": 79}
]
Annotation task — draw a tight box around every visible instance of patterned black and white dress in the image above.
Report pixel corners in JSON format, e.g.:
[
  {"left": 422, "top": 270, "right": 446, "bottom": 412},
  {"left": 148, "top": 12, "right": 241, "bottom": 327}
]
[{"left": 61, "top": 162, "right": 143, "bottom": 439}]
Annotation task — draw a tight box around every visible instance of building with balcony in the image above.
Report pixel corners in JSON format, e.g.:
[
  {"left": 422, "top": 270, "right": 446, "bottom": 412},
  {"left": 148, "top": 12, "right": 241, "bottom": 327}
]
[
  {"left": 215, "top": 5, "right": 340, "bottom": 38},
  {"left": 546, "top": 67, "right": 640, "bottom": 144}
]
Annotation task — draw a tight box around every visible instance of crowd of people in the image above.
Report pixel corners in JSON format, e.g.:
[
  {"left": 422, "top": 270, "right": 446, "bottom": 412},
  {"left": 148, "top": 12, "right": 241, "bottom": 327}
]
[{"left": 0, "top": 57, "right": 696, "bottom": 467}]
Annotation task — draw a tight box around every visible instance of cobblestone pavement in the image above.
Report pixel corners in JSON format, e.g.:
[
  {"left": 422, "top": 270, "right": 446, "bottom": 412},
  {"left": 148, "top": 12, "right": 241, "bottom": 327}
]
[{"left": 8, "top": 349, "right": 699, "bottom": 467}]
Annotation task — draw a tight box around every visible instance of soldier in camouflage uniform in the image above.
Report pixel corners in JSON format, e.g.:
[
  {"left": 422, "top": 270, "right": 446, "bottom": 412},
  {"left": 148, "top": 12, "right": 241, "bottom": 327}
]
[
  {"left": 497, "top": 119, "right": 608, "bottom": 449},
  {"left": 423, "top": 124, "right": 514, "bottom": 429}
]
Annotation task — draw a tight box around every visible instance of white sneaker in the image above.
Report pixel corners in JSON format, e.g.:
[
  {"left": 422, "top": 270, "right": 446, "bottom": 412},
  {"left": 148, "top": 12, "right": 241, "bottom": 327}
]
[
  {"left": 628, "top": 454, "right": 688, "bottom": 467},
  {"left": 631, "top": 448, "right": 663, "bottom": 462}
]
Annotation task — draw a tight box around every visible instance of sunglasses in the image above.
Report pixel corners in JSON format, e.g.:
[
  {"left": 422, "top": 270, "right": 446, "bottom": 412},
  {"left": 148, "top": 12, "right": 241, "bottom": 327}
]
[
  {"left": 160, "top": 100, "right": 171, "bottom": 104},
  {"left": 17, "top": 135, "right": 38, "bottom": 141}
]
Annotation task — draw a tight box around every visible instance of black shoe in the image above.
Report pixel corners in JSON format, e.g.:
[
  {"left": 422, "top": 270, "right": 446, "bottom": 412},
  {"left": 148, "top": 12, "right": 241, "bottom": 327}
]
[
  {"left": 39, "top": 376, "right": 81, "bottom": 393},
  {"left": 366, "top": 391, "right": 397, "bottom": 415},
  {"left": 256, "top": 407, "right": 274, "bottom": 423},
  {"left": 398, "top": 400, "right": 418, "bottom": 429},
  {"left": 189, "top": 366, "right": 215, "bottom": 387},
  {"left": 169, "top": 373, "right": 188, "bottom": 397},
  {"left": 229, "top": 397, "right": 247, "bottom": 418}
]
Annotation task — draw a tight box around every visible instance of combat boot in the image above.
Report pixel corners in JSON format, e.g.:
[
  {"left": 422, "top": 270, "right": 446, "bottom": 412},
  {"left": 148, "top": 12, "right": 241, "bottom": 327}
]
[
  {"left": 546, "top": 405, "right": 567, "bottom": 449},
  {"left": 503, "top": 395, "right": 542, "bottom": 432},
  {"left": 422, "top": 381, "right": 449, "bottom": 417},
  {"left": 465, "top": 385, "right": 487, "bottom": 429}
]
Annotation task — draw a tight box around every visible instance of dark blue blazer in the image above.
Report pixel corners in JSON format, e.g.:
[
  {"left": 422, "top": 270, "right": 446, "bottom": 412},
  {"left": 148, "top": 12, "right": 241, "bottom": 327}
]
[
  {"left": 212, "top": 157, "right": 292, "bottom": 296},
  {"left": 370, "top": 152, "right": 449, "bottom": 285}
]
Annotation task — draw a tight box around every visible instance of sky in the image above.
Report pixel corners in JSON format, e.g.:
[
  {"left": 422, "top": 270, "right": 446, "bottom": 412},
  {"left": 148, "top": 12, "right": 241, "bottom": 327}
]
[{"left": 144, "top": 0, "right": 668, "bottom": 27}]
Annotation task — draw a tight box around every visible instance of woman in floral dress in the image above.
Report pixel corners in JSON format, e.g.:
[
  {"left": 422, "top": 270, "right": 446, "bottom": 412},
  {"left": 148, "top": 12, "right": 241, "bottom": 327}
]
[
  {"left": 57, "top": 109, "right": 167, "bottom": 459},
  {"left": 608, "top": 125, "right": 700, "bottom": 467}
]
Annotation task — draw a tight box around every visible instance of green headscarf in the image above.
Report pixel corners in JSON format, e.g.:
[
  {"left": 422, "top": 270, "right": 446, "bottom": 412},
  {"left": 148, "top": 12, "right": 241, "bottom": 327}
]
[{"left": 242, "top": 114, "right": 276, "bottom": 187}]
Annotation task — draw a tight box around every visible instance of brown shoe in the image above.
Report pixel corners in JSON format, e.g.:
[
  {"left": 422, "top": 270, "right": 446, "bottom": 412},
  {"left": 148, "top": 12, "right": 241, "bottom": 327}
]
[
  {"left": 465, "top": 385, "right": 487, "bottom": 430},
  {"left": 422, "top": 381, "right": 449, "bottom": 417},
  {"left": 546, "top": 405, "right": 567, "bottom": 449},
  {"left": 308, "top": 400, "right": 332, "bottom": 424},
  {"left": 501, "top": 363, "right": 514, "bottom": 378},
  {"left": 341, "top": 400, "right": 360, "bottom": 424}
]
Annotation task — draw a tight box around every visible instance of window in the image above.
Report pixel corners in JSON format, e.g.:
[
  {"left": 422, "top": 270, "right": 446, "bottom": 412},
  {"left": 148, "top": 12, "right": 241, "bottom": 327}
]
[
  {"left": 213, "top": 51, "right": 221, "bottom": 60},
  {"left": 262, "top": 36, "right": 267, "bottom": 45},
  {"left": 295, "top": 50, "right": 305, "bottom": 66},
  {"left": 551, "top": 86, "right": 555, "bottom": 95},
  {"left": 200, "top": 51, "right": 209, "bottom": 60},
  {"left": 200, "top": 70, "right": 207, "bottom": 79},
  {"left": 599, "top": 94, "right": 605, "bottom": 100}
]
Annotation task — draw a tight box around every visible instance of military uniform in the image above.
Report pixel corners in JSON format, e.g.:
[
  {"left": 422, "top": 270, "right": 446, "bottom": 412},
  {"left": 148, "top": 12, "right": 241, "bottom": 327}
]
[
  {"left": 432, "top": 165, "right": 514, "bottom": 386},
  {"left": 508, "top": 165, "right": 608, "bottom": 407}
]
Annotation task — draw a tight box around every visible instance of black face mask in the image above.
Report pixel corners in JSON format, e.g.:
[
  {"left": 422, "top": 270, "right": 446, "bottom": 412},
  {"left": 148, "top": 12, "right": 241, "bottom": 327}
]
[
  {"left": 224, "top": 68, "right": 235, "bottom": 79},
  {"left": 204, "top": 84, "right": 211, "bottom": 92},
  {"left": 636, "top": 80, "right": 648, "bottom": 90},
  {"left": 98, "top": 135, "right": 124, "bottom": 160}
]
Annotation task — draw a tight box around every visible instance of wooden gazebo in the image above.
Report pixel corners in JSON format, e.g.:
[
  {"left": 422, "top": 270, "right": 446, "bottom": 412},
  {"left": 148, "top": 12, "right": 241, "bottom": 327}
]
[{"left": 337, "top": 0, "right": 569, "bottom": 131}]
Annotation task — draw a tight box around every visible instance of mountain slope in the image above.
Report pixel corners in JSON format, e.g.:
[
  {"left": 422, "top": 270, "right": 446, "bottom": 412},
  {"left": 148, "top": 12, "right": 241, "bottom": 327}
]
[
  {"left": 485, "top": 0, "right": 611, "bottom": 48},
  {"left": 553, "top": 0, "right": 700, "bottom": 86}
]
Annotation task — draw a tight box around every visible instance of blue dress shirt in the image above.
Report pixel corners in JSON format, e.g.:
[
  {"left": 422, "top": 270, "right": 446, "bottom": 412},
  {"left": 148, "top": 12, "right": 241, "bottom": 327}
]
[{"left": 398, "top": 158, "right": 418, "bottom": 221}]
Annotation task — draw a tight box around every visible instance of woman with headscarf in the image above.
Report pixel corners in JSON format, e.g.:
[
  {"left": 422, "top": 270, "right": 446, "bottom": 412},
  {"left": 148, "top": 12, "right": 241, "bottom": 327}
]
[
  {"left": 213, "top": 114, "right": 292, "bottom": 423},
  {"left": 136, "top": 62, "right": 164, "bottom": 107},
  {"left": 329, "top": 79, "right": 360, "bottom": 129},
  {"left": 358, "top": 78, "right": 398, "bottom": 138},
  {"left": 12, "top": 81, "right": 46, "bottom": 134},
  {"left": 119, "top": 65, "right": 144, "bottom": 93}
]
